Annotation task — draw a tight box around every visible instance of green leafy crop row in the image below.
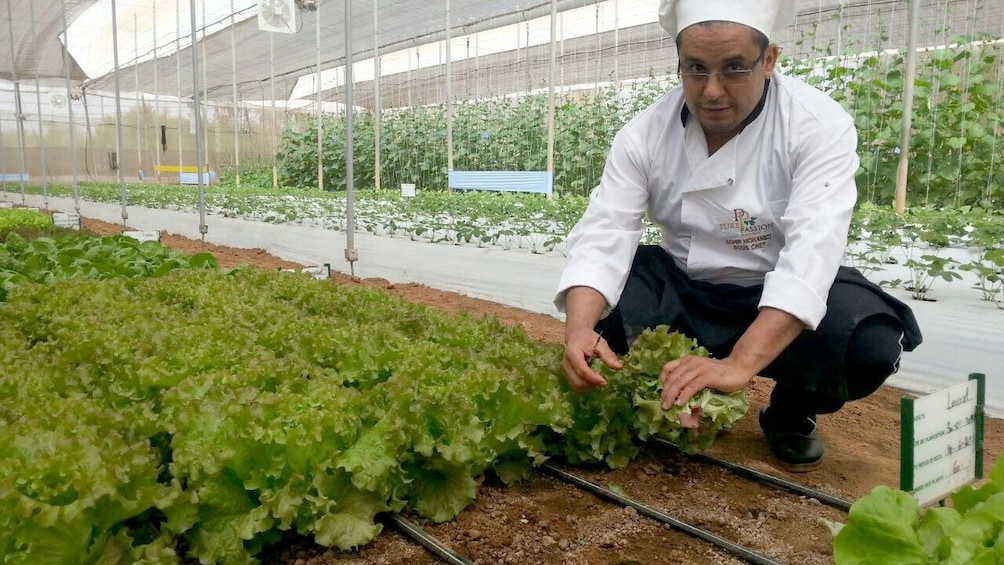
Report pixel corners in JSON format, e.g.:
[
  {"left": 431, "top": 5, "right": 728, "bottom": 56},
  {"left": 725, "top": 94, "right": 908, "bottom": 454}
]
[
  {"left": 848, "top": 203, "right": 1004, "bottom": 305},
  {"left": 8, "top": 182, "right": 1003, "bottom": 306},
  {"left": 0, "top": 209, "right": 739, "bottom": 560},
  {"left": 0, "top": 208, "right": 53, "bottom": 234},
  {"left": 803, "top": 41, "right": 1003, "bottom": 209},
  {"left": 0, "top": 267, "right": 745, "bottom": 563},
  {"left": 276, "top": 77, "right": 669, "bottom": 197},
  {"left": 0, "top": 230, "right": 218, "bottom": 301},
  {"left": 276, "top": 42, "right": 1002, "bottom": 208}
]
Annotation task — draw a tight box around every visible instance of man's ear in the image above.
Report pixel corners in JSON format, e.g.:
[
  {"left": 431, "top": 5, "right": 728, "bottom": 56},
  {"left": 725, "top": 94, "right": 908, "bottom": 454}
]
[{"left": 763, "top": 45, "right": 780, "bottom": 74}]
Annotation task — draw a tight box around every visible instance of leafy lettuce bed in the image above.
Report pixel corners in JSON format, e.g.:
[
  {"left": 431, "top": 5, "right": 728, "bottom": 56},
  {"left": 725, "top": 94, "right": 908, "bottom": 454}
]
[
  {"left": 825, "top": 454, "right": 1004, "bottom": 564},
  {"left": 0, "top": 266, "right": 748, "bottom": 564},
  {"left": 0, "top": 212, "right": 748, "bottom": 563},
  {"left": 0, "top": 231, "right": 217, "bottom": 288},
  {"left": 0, "top": 208, "right": 54, "bottom": 233}
]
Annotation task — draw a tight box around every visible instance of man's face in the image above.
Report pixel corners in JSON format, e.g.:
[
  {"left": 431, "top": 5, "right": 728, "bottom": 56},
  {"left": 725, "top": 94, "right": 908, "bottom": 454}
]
[{"left": 677, "top": 23, "right": 777, "bottom": 139}]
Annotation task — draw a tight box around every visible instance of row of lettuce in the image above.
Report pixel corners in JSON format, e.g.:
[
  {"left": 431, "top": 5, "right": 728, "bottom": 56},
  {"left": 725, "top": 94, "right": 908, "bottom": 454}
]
[
  {"left": 271, "top": 42, "right": 1004, "bottom": 208},
  {"left": 0, "top": 208, "right": 745, "bottom": 564}
]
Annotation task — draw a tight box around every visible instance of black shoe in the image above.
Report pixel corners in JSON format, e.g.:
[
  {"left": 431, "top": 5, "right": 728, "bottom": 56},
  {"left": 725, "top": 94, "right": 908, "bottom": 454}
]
[{"left": 759, "top": 406, "right": 824, "bottom": 472}]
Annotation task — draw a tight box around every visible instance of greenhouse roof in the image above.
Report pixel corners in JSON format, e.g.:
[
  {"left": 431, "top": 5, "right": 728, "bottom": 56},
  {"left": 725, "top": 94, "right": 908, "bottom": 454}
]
[
  {"left": 2, "top": 0, "right": 603, "bottom": 100},
  {"left": 2, "top": 0, "right": 92, "bottom": 81}
]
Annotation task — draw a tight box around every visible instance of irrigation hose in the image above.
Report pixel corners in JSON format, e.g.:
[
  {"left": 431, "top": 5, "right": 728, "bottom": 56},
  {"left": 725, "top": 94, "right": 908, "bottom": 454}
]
[
  {"left": 385, "top": 514, "right": 472, "bottom": 565},
  {"left": 541, "top": 463, "right": 784, "bottom": 565},
  {"left": 651, "top": 438, "right": 854, "bottom": 512}
]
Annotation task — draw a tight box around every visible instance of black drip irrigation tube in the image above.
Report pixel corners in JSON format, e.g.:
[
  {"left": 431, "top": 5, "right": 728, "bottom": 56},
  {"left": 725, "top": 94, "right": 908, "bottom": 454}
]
[
  {"left": 651, "top": 438, "right": 854, "bottom": 512},
  {"left": 383, "top": 442, "right": 851, "bottom": 565},
  {"left": 540, "top": 463, "right": 785, "bottom": 565},
  {"left": 384, "top": 514, "right": 472, "bottom": 565}
]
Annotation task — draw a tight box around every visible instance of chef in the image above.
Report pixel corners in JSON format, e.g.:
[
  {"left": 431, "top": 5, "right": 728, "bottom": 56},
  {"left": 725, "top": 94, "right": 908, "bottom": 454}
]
[{"left": 554, "top": 0, "right": 922, "bottom": 471}]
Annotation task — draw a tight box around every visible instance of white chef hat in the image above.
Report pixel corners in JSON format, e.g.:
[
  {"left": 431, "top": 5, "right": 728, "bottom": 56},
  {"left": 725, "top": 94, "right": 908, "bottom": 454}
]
[{"left": 658, "top": 0, "right": 797, "bottom": 41}]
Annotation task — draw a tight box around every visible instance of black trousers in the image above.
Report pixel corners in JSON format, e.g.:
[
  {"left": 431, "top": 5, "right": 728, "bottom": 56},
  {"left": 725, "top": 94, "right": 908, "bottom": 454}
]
[{"left": 596, "top": 245, "right": 923, "bottom": 416}]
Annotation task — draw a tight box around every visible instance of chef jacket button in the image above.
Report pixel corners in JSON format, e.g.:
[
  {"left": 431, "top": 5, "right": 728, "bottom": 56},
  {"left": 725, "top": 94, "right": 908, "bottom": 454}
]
[
  {"left": 824, "top": 181, "right": 831, "bottom": 187},
  {"left": 727, "top": 178, "right": 734, "bottom": 185}
]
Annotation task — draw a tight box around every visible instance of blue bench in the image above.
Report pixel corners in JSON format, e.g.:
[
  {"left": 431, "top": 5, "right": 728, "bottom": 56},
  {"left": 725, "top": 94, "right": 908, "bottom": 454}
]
[
  {"left": 0, "top": 173, "right": 29, "bottom": 183},
  {"left": 448, "top": 170, "right": 553, "bottom": 197}
]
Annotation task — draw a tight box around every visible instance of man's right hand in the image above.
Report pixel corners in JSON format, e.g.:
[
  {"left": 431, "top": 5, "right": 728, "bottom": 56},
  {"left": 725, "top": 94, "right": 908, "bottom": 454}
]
[{"left": 561, "top": 328, "right": 623, "bottom": 393}]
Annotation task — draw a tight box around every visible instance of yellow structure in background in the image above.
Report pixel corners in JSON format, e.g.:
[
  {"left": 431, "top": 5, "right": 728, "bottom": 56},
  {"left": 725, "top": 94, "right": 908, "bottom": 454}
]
[{"left": 153, "top": 165, "right": 206, "bottom": 174}]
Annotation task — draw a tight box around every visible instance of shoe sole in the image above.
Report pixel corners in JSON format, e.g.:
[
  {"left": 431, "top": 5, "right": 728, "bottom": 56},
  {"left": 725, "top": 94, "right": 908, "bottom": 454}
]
[{"left": 778, "top": 458, "right": 822, "bottom": 473}]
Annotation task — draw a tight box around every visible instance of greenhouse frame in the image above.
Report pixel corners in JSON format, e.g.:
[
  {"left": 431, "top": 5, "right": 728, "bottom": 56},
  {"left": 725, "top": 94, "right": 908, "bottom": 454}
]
[
  {"left": 2, "top": 1, "right": 1004, "bottom": 564},
  {"left": 1, "top": 1, "right": 1001, "bottom": 203}
]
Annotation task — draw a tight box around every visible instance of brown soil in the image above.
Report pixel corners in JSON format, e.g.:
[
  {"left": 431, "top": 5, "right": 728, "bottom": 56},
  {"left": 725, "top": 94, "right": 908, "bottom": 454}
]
[{"left": 83, "top": 217, "right": 1004, "bottom": 565}]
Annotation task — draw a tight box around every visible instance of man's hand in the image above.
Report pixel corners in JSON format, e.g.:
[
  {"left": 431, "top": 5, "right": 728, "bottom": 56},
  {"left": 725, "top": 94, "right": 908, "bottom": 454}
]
[
  {"left": 658, "top": 356, "right": 753, "bottom": 409},
  {"left": 561, "top": 328, "right": 623, "bottom": 393},
  {"left": 560, "top": 286, "right": 622, "bottom": 393},
  {"left": 660, "top": 307, "right": 805, "bottom": 409}
]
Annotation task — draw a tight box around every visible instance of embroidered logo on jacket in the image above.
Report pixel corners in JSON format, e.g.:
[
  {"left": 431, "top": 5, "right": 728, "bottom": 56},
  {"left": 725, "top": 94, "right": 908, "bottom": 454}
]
[{"left": 720, "top": 209, "right": 775, "bottom": 251}]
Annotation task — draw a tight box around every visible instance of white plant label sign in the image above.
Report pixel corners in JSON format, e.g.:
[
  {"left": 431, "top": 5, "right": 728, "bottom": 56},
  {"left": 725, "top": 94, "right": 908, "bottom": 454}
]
[
  {"left": 122, "top": 230, "right": 161, "bottom": 243},
  {"left": 901, "top": 374, "right": 985, "bottom": 506},
  {"left": 52, "top": 212, "right": 81, "bottom": 230},
  {"left": 280, "top": 264, "right": 330, "bottom": 281}
]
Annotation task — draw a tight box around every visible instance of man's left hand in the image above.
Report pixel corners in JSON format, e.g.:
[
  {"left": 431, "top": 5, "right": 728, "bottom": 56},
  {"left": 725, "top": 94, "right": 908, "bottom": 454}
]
[{"left": 659, "top": 356, "right": 753, "bottom": 410}]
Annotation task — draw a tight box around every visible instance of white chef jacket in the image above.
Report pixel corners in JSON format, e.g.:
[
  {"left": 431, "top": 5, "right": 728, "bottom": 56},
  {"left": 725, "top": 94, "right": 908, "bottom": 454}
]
[{"left": 555, "top": 71, "right": 859, "bottom": 330}]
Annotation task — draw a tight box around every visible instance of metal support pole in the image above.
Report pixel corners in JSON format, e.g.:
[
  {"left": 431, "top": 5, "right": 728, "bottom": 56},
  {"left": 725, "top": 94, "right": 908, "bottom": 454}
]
[
  {"left": 316, "top": 3, "right": 324, "bottom": 190},
  {"left": 373, "top": 0, "right": 381, "bottom": 191},
  {"left": 231, "top": 0, "right": 240, "bottom": 187},
  {"left": 12, "top": 81, "right": 27, "bottom": 204},
  {"left": 111, "top": 0, "right": 129, "bottom": 224},
  {"left": 445, "top": 0, "right": 453, "bottom": 174},
  {"left": 613, "top": 0, "right": 619, "bottom": 82},
  {"left": 270, "top": 34, "right": 278, "bottom": 188},
  {"left": 153, "top": 1, "right": 161, "bottom": 183},
  {"left": 28, "top": 1, "right": 49, "bottom": 209},
  {"left": 407, "top": 43, "right": 413, "bottom": 107},
  {"left": 135, "top": 15, "right": 143, "bottom": 183},
  {"left": 894, "top": 0, "right": 921, "bottom": 215},
  {"left": 82, "top": 87, "right": 96, "bottom": 179},
  {"left": 177, "top": 0, "right": 183, "bottom": 175},
  {"left": 5, "top": 0, "right": 28, "bottom": 204},
  {"left": 61, "top": 0, "right": 80, "bottom": 210},
  {"left": 189, "top": 0, "right": 207, "bottom": 238},
  {"left": 201, "top": 0, "right": 209, "bottom": 175},
  {"left": 594, "top": 4, "right": 601, "bottom": 94},
  {"left": 546, "top": 0, "right": 557, "bottom": 195},
  {"left": 344, "top": 0, "right": 358, "bottom": 269}
]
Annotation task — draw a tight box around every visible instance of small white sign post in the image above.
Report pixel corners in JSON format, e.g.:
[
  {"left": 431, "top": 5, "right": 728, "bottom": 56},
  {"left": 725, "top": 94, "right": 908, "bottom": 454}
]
[
  {"left": 300, "top": 263, "right": 331, "bottom": 280},
  {"left": 52, "top": 211, "right": 81, "bottom": 230},
  {"left": 901, "top": 373, "right": 985, "bottom": 506},
  {"left": 279, "top": 263, "right": 331, "bottom": 281},
  {"left": 122, "top": 230, "right": 162, "bottom": 243},
  {"left": 400, "top": 183, "right": 416, "bottom": 198}
]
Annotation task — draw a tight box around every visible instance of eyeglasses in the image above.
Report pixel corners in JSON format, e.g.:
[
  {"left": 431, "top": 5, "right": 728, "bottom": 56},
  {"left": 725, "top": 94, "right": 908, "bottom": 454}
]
[{"left": 678, "top": 47, "right": 769, "bottom": 85}]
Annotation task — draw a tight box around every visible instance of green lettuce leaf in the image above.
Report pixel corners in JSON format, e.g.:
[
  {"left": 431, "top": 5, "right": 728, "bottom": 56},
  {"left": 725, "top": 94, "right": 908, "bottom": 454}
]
[
  {"left": 607, "top": 325, "right": 750, "bottom": 454},
  {"left": 829, "top": 455, "right": 1004, "bottom": 565},
  {"left": 833, "top": 485, "right": 929, "bottom": 564},
  {"left": 951, "top": 452, "right": 1004, "bottom": 514}
]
